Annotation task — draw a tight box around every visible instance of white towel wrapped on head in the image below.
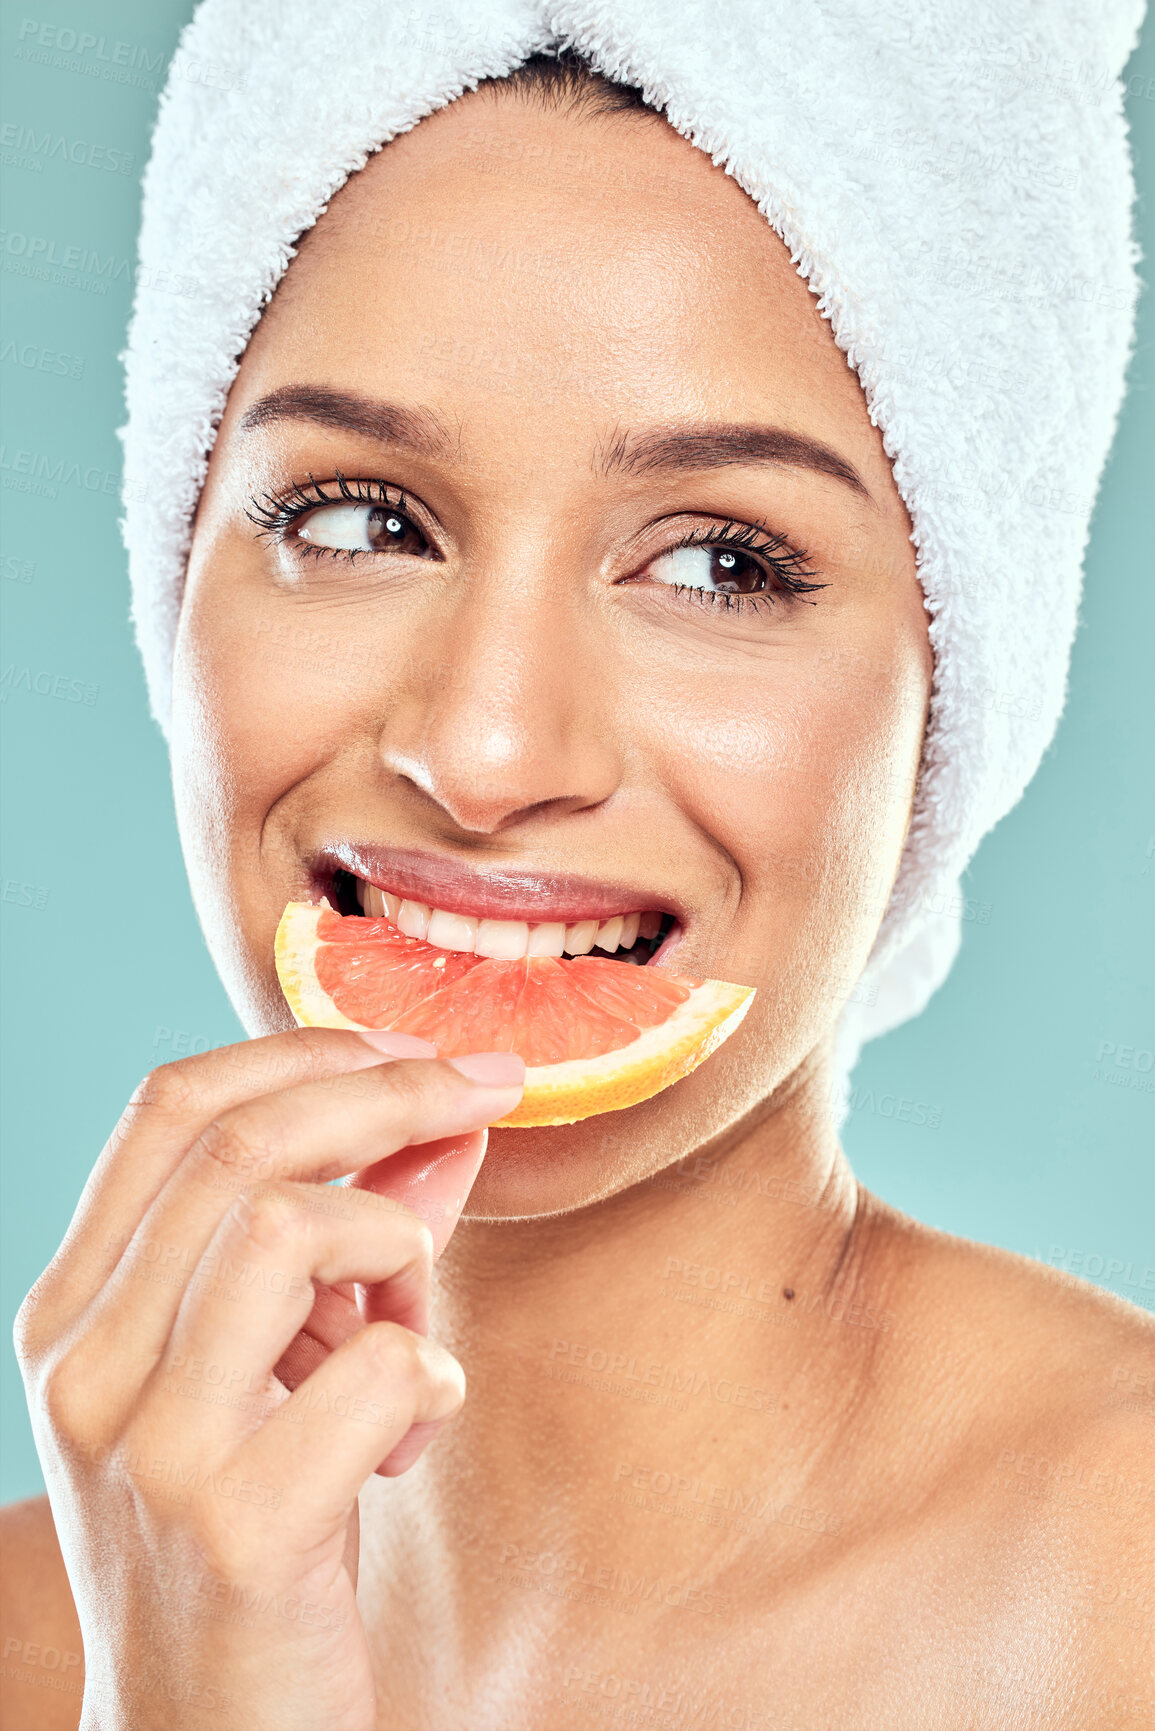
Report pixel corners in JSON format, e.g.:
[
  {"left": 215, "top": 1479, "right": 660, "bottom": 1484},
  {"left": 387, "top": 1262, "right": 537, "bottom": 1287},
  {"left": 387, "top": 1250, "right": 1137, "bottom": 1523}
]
[{"left": 119, "top": 0, "right": 1144, "bottom": 1060}]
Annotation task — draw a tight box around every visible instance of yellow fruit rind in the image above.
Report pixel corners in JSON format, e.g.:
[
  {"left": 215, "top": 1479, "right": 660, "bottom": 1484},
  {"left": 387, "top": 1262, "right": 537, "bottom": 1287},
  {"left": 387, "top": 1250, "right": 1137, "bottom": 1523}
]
[
  {"left": 275, "top": 902, "right": 755, "bottom": 1127},
  {"left": 491, "top": 979, "right": 753, "bottom": 1126},
  {"left": 276, "top": 902, "right": 363, "bottom": 1029}
]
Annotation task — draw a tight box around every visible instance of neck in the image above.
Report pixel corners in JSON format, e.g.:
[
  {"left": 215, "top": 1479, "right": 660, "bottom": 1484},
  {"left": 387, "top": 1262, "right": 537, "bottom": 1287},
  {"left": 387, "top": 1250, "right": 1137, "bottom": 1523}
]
[{"left": 361, "top": 1058, "right": 900, "bottom": 1582}]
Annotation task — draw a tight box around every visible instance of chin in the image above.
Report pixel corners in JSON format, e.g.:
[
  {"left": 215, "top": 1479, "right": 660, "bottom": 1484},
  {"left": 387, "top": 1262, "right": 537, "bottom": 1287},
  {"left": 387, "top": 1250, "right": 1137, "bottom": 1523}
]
[{"left": 460, "top": 1030, "right": 798, "bottom": 1220}]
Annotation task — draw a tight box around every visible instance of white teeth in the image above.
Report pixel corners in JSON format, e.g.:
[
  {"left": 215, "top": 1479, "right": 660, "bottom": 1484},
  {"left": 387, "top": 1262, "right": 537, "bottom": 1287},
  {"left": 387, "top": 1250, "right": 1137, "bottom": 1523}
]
[
  {"left": 563, "top": 919, "right": 599, "bottom": 956},
  {"left": 397, "top": 899, "right": 431, "bottom": 940},
  {"left": 427, "top": 908, "right": 479, "bottom": 952},
  {"left": 475, "top": 919, "right": 530, "bottom": 959},
  {"left": 527, "top": 922, "right": 566, "bottom": 958},
  {"left": 362, "top": 884, "right": 401, "bottom": 922},
  {"left": 354, "top": 880, "right": 658, "bottom": 962},
  {"left": 595, "top": 915, "right": 623, "bottom": 952}
]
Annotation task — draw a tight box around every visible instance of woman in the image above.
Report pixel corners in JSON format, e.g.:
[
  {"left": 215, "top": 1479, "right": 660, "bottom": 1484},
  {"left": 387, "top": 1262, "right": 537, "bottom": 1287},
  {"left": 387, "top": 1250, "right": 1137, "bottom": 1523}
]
[{"left": 4, "top": 5, "right": 1150, "bottom": 1726}]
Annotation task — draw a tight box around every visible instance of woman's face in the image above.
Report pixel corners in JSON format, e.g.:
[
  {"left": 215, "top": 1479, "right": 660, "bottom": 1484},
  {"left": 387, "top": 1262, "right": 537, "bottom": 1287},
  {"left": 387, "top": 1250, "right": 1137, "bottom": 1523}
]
[{"left": 177, "top": 91, "right": 931, "bottom": 1217}]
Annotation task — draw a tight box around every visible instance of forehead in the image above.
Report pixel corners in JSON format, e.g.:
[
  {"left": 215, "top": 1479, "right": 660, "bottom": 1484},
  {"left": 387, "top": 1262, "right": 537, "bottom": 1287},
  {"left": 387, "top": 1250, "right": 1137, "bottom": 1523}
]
[{"left": 234, "top": 93, "right": 868, "bottom": 442}]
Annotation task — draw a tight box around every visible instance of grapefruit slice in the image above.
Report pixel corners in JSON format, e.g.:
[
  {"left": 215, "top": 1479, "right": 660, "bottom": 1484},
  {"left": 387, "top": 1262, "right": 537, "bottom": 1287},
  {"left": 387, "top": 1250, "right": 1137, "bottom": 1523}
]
[{"left": 275, "top": 902, "right": 754, "bottom": 1128}]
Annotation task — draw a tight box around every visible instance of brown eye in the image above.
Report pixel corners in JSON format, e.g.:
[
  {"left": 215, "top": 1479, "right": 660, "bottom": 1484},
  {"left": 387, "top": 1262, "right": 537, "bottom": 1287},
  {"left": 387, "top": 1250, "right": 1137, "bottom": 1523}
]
[
  {"left": 708, "top": 548, "right": 768, "bottom": 594},
  {"left": 648, "top": 544, "right": 768, "bottom": 595},
  {"left": 297, "top": 502, "right": 432, "bottom": 557}
]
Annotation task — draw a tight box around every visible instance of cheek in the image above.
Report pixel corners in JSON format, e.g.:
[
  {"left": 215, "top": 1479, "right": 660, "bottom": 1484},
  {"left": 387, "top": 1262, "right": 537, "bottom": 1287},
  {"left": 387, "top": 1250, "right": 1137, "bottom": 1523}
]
[
  {"left": 168, "top": 582, "right": 345, "bottom": 989},
  {"left": 171, "top": 581, "right": 362, "bottom": 829},
  {"left": 640, "top": 636, "right": 927, "bottom": 967}
]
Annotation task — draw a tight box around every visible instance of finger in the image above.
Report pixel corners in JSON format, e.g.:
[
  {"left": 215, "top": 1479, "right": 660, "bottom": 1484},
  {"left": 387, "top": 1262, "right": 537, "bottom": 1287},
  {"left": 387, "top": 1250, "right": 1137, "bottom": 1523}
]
[
  {"left": 376, "top": 1415, "right": 454, "bottom": 1478},
  {"left": 274, "top": 1281, "right": 361, "bottom": 1391},
  {"left": 144, "top": 1182, "right": 436, "bottom": 1457},
  {"left": 173, "top": 1057, "right": 521, "bottom": 1197},
  {"left": 135, "top": 1057, "right": 516, "bottom": 1286},
  {"left": 343, "top": 1496, "right": 360, "bottom": 1592},
  {"left": 346, "top": 1129, "right": 488, "bottom": 1259},
  {"left": 75, "top": 1057, "right": 521, "bottom": 1392},
  {"left": 32, "top": 1026, "right": 436, "bottom": 1326},
  {"left": 250, "top": 1132, "right": 488, "bottom": 1393},
  {"left": 237, "top": 1322, "right": 465, "bottom": 1523}
]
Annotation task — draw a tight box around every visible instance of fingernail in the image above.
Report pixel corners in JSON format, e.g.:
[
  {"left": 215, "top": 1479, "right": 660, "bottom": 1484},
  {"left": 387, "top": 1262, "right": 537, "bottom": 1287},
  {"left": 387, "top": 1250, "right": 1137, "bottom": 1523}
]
[
  {"left": 447, "top": 1052, "right": 526, "bottom": 1087},
  {"left": 357, "top": 1030, "right": 439, "bottom": 1058}
]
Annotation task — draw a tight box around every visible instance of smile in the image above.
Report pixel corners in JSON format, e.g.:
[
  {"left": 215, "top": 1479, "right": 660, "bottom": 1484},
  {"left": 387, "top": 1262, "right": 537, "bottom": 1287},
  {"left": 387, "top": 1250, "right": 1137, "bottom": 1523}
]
[
  {"left": 315, "top": 847, "right": 681, "bottom": 967},
  {"left": 354, "top": 877, "right": 665, "bottom": 961}
]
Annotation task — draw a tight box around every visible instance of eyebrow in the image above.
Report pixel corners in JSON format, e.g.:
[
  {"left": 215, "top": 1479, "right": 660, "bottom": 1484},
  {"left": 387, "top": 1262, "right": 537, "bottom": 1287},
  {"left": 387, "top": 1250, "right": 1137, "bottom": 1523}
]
[
  {"left": 238, "top": 384, "right": 457, "bottom": 461},
  {"left": 239, "top": 384, "right": 871, "bottom": 501},
  {"left": 596, "top": 422, "right": 872, "bottom": 499}
]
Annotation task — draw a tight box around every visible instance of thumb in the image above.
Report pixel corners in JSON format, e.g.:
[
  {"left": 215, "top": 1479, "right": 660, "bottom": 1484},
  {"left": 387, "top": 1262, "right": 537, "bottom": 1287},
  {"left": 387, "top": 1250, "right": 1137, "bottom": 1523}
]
[{"left": 346, "top": 1130, "right": 488, "bottom": 1259}]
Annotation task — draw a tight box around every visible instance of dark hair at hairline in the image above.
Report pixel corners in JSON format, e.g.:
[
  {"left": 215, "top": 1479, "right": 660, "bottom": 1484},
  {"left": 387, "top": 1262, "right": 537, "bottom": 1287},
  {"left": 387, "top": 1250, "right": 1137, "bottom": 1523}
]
[{"left": 474, "top": 47, "right": 659, "bottom": 122}]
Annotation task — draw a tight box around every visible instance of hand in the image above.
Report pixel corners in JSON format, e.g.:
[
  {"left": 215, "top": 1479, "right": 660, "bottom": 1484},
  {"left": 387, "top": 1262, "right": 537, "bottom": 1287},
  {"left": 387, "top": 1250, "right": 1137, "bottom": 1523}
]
[{"left": 13, "top": 1029, "right": 525, "bottom": 1731}]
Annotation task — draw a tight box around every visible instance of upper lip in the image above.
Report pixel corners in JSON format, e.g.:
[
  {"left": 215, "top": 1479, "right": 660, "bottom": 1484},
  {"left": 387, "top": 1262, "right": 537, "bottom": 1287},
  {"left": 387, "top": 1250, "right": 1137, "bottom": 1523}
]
[{"left": 316, "top": 843, "right": 684, "bottom": 927}]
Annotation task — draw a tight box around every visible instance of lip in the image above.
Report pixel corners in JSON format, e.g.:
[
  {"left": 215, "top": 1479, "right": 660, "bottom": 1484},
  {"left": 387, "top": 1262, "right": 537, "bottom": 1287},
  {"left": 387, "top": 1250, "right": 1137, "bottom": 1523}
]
[{"left": 312, "top": 842, "right": 687, "bottom": 929}]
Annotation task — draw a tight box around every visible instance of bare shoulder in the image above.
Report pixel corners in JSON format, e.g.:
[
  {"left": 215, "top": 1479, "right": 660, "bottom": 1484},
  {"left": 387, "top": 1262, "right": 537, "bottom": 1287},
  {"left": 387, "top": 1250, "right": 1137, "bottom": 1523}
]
[
  {"left": 0, "top": 1495, "right": 83, "bottom": 1730},
  {"left": 873, "top": 1204, "right": 1154, "bottom": 1715},
  {"left": 899, "top": 1209, "right": 1154, "bottom": 1407},
  {"left": 878, "top": 1203, "right": 1155, "bottom": 1485}
]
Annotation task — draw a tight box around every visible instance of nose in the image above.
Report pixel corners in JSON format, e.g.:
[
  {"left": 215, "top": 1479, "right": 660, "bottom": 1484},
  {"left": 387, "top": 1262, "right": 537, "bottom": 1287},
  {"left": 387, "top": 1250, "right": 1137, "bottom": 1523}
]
[{"left": 376, "top": 575, "right": 623, "bottom": 835}]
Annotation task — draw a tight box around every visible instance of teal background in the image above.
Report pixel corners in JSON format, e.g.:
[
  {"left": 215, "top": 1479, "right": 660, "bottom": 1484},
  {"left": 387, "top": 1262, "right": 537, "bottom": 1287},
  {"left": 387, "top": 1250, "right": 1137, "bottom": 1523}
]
[{"left": 2, "top": 3, "right": 1152, "bottom": 1504}]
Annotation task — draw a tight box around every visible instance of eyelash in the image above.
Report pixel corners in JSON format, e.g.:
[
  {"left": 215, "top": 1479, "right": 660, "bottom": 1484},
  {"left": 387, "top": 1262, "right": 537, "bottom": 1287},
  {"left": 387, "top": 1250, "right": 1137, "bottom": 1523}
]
[
  {"left": 244, "top": 472, "right": 412, "bottom": 558},
  {"left": 244, "top": 473, "right": 827, "bottom": 610},
  {"left": 659, "top": 519, "right": 825, "bottom": 611}
]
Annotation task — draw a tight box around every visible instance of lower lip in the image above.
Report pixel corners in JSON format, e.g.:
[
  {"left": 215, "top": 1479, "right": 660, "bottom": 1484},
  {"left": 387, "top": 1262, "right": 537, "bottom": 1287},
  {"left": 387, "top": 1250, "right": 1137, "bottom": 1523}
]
[{"left": 647, "top": 923, "right": 683, "bottom": 966}]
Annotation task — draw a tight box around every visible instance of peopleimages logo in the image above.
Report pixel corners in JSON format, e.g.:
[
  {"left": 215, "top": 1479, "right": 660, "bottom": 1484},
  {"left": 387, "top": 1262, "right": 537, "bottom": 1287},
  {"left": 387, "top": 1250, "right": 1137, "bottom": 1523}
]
[
  {"left": 15, "top": 18, "right": 165, "bottom": 69},
  {"left": 0, "top": 232, "right": 201, "bottom": 301},
  {"left": 0, "top": 338, "right": 84, "bottom": 378},
  {"left": 0, "top": 123, "right": 134, "bottom": 174},
  {"left": 13, "top": 19, "right": 248, "bottom": 94},
  {"left": 0, "top": 665, "right": 98, "bottom": 706},
  {"left": 1091, "top": 1039, "right": 1154, "bottom": 1094},
  {"left": 0, "top": 444, "right": 121, "bottom": 497},
  {"left": 1042, "top": 1246, "right": 1155, "bottom": 1306},
  {"left": 546, "top": 1337, "right": 778, "bottom": 1414}
]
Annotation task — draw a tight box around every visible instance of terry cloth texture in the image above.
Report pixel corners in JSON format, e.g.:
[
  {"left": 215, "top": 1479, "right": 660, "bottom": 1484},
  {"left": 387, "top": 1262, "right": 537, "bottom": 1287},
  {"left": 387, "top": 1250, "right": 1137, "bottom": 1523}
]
[{"left": 118, "top": 0, "right": 1144, "bottom": 1062}]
